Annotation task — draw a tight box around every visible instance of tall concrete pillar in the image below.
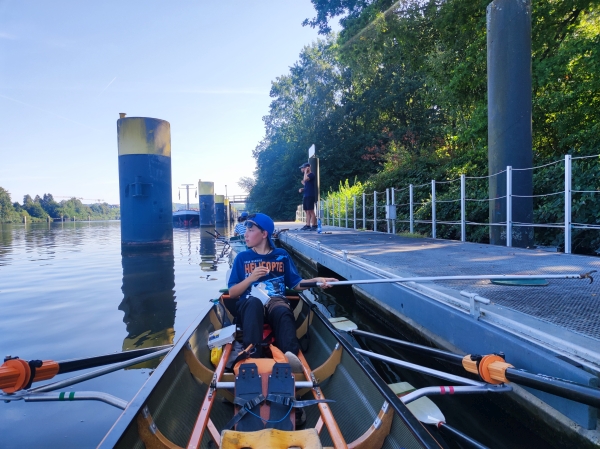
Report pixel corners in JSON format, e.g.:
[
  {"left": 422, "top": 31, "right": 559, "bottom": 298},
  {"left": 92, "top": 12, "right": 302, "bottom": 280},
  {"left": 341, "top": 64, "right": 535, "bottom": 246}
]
[
  {"left": 488, "top": 0, "right": 533, "bottom": 247},
  {"left": 198, "top": 181, "right": 215, "bottom": 226},
  {"left": 215, "top": 194, "right": 225, "bottom": 225},
  {"left": 117, "top": 115, "right": 173, "bottom": 247}
]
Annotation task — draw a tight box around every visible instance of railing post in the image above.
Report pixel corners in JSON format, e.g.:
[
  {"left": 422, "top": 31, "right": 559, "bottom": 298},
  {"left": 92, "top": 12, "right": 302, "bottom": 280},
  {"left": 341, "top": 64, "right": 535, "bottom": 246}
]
[
  {"left": 332, "top": 198, "right": 336, "bottom": 226},
  {"left": 409, "top": 184, "right": 414, "bottom": 234},
  {"left": 353, "top": 196, "right": 357, "bottom": 230},
  {"left": 506, "top": 166, "right": 512, "bottom": 247},
  {"left": 362, "top": 192, "right": 366, "bottom": 230},
  {"left": 338, "top": 197, "right": 342, "bottom": 227},
  {"left": 431, "top": 180, "right": 436, "bottom": 239},
  {"left": 565, "top": 154, "right": 572, "bottom": 254},
  {"left": 373, "top": 191, "right": 377, "bottom": 231},
  {"left": 460, "top": 174, "right": 466, "bottom": 242},
  {"left": 345, "top": 197, "right": 348, "bottom": 228},
  {"left": 391, "top": 188, "right": 396, "bottom": 235},
  {"left": 386, "top": 188, "right": 390, "bottom": 234}
]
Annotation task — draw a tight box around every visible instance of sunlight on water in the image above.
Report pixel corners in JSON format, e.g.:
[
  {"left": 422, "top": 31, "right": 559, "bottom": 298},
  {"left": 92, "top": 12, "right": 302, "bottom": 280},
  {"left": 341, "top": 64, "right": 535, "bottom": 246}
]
[{"left": 0, "top": 221, "right": 231, "bottom": 448}]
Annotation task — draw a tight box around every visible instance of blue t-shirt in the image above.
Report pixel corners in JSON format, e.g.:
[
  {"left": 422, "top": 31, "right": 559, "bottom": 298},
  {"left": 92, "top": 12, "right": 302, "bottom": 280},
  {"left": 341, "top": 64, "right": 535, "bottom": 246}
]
[
  {"left": 228, "top": 248, "right": 303, "bottom": 302},
  {"left": 303, "top": 172, "right": 316, "bottom": 198}
]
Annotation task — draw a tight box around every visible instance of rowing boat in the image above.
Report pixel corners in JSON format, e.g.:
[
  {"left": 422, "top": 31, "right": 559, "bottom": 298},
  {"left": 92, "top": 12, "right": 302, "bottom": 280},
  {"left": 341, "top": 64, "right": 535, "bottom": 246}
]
[
  {"left": 98, "top": 293, "right": 442, "bottom": 448},
  {"left": 228, "top": 235, "right": 248, "bottom": 257}
]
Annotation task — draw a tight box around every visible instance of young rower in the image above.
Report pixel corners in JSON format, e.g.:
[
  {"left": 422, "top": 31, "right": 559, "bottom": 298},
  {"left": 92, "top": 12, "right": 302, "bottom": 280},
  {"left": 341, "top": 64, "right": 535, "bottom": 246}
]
[{"left": 227, "top": 213, "right": 337, "bottom": 370}]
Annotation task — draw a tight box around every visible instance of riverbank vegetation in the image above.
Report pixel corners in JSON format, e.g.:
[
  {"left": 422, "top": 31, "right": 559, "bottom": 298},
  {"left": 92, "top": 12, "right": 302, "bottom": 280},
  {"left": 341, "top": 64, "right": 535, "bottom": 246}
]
[
  {"left": 246, "top": 0, "right": 599, "bottom": 253},
  {"left": 0, "top": 187, "right": 119, "bottom": 223}
]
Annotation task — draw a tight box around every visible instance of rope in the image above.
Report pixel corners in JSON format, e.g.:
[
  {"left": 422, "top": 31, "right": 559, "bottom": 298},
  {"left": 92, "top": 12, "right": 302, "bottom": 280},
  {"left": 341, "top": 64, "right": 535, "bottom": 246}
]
[
  {"left": 465, "top": 170, "right": 506, "bottom": 180},
  {"left": 513, "top": 159, "right": 563, "bottom": 171},
  {"left": 572, "top": 153, "right": 600, "bottom": 160},
  {"left": 435, "top": 178, "right": 461, "bottom": 185},
  {"left": 412, "top": 182, "right": 431, "bottom": 189},
  {"left": 435, "top": 199, "right": 460, "bottom": 203},
  {"left": 512, "top": 191, "right": 564, "bottom": 198},
  {"left": 465, "top": 196, "right": 507, "bottom": 202},
  {"left": 510, "top": 222, "right": 565, "bottom": 228},
  {"left": 573, "top": 223, "right": 600, "bottom": 229}
]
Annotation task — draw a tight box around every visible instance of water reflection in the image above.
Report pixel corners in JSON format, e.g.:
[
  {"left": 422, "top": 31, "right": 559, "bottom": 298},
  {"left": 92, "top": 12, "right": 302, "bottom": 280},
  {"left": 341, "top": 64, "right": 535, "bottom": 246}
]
[
  {"left": 0, "top": 224, "right": 13, "bottom": 264},
  {"left": 119, "top": 246, "right": 176, "bottom": 367},
  {"left": 200, "top": 228, "right": 217, "bottom": 271}
]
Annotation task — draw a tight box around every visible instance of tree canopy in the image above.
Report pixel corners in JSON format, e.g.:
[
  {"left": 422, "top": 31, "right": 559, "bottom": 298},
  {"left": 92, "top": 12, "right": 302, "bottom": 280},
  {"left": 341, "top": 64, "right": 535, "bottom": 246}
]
[
  {"left": 246, "top": 0, "right": 600, "bottom": 252},
  {"left": 0, "top": 188, "right": 119, "bottom": 223}
]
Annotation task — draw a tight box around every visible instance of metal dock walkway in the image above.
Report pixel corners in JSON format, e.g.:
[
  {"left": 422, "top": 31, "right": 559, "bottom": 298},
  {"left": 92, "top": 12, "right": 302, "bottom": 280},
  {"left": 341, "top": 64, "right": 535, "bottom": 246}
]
[{"left": 276, "top": 223, "right": 600, "bottom": 439}]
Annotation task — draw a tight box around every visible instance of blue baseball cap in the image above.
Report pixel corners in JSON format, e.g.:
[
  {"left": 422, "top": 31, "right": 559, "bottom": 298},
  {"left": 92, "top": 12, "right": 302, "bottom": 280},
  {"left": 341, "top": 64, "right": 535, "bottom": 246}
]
[
  {"left": 299, "top": 162, "right": 310, "bottom": 169},
  {"left": 241, "top": 211, "right": 248, "bottom": 218},
  {"left": 245, "top": 213, "right": 275, "bottom": 248}
]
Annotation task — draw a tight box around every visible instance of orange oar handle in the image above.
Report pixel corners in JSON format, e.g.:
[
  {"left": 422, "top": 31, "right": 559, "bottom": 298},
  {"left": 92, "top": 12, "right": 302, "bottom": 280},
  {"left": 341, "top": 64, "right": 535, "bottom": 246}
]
[
  {"left": 0, "top": 359, "right": 59, "bottom": 393},
  {"left": 462, "top": 354, "right": 513, "bottom": 385}
]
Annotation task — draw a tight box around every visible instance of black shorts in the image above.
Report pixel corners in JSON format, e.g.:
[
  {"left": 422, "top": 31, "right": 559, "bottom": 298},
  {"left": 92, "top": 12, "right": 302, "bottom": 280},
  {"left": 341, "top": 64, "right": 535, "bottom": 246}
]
[{"left": 303, "top": 196, "right": 315, "bottom": 211}]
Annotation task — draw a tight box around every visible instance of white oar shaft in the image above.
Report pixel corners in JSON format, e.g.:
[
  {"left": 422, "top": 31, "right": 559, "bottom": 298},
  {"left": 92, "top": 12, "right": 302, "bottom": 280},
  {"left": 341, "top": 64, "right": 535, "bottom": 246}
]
[
  {"left": 315, "top": 273, "right": 590, "bottom": 286},
  {"left": 356, "top": 348, "right": 482, "bottom": 386}
]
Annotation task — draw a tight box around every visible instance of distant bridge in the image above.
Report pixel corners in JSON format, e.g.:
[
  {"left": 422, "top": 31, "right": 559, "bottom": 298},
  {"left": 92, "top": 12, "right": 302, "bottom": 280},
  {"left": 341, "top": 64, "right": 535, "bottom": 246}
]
[{"left": 228, "top": 195, "right": 248, "bottom": 204}]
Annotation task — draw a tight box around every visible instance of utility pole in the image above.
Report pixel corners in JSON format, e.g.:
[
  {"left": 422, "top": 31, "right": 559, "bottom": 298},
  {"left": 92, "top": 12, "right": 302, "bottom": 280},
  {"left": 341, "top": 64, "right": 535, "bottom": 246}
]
[{"left": 178, "top": 184, "right": 195, "bottom": 210}]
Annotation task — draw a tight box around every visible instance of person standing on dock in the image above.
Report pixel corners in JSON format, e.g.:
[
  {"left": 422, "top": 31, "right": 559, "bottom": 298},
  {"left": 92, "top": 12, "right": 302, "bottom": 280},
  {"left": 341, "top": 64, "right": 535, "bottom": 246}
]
[
  {"left": 228, "top": 213, "right": 336, "bottom": 370},
  {"left": 298, "top": 162, "right": 316, "bottom": 231},
  {"left": 233, "top": 211, "right": 248, "bottom": 236}
]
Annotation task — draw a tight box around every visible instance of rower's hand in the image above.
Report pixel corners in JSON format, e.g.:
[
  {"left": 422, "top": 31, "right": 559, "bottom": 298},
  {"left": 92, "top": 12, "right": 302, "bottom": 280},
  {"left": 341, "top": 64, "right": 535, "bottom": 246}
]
[
  {"left": 249, "top": 266, "right": 270, "bottom": 282},
  {"left": 319, "top": 277, "right": 338, "bottom": 288}
]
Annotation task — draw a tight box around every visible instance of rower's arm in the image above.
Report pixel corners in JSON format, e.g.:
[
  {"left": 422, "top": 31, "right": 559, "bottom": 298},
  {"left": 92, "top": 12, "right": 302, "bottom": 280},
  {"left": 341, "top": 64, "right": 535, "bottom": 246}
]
[
  {"left": 294, "top": 277, "right": 338, "bottom": 290},
  {"left": 228, "top": 277, "right": 253, "bottom": 299},
  {"left": 229, "top": 265, "right": 270, "bottom": 299}
]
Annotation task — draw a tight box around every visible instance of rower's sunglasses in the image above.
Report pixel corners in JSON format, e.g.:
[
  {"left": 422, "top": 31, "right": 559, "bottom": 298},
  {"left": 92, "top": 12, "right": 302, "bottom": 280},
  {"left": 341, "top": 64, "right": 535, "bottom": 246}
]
[{"left": 244, "top": 215, "right": 264, "bottom": 232}]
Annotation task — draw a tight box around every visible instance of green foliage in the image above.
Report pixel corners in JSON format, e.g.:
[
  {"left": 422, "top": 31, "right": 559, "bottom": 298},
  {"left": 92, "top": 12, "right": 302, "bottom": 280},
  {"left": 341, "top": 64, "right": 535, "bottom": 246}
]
[
  {"left": 0, "top": 187, "right": 20, "bottom": 223},
  {"left": 0, "top": 187, "right": 120, "bottom": 223},
  {"left": 323, "top": 178, "right": 365, "bottom": 221},
  {"left": 249, "top": 0, "right": 600, "bottom": 252}
]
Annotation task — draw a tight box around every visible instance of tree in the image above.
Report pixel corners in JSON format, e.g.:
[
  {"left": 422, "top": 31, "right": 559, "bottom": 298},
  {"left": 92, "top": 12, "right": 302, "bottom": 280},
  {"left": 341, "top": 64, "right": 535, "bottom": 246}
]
[
  {"left": 0, "top": 187, "right": 17, "bottom": 222},
  {"left": 237, "top": 177, "right": 256, "bottom": 193}
]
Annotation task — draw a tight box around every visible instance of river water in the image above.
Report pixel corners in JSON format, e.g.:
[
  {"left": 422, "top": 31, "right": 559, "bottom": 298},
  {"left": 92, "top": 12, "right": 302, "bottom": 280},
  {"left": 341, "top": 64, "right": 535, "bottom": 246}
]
[{"left": 0, "top": 221, "right": 229, "bottom": 448}]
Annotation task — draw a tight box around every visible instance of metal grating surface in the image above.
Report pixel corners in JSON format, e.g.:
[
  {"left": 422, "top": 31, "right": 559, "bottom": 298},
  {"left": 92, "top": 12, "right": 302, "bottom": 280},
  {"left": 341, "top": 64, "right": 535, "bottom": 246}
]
[{"left": 295, "top": 230, "right": 600, "bottom": 341}]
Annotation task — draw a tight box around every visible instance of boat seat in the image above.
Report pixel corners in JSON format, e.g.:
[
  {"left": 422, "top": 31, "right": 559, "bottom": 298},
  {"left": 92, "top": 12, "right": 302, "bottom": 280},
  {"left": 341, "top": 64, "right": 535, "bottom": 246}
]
[{"left": 220, "top": 428, "right": 322, "bottom": 449}]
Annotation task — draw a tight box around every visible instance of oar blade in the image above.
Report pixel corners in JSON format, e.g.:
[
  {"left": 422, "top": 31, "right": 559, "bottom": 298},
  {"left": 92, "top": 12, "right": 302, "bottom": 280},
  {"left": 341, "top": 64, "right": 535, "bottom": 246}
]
[
  {"left": 388, "top": 382, "right": 445, "bottom": 425},
  {"left": 328, "top": 317, "right": 358, "bottom": 332}
]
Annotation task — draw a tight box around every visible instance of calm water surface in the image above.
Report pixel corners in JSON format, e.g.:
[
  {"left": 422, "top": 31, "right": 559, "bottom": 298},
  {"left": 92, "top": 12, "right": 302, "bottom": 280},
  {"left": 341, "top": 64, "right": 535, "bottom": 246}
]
[{"left": 0, "top": 221, "right": 230, "bottom": 448}]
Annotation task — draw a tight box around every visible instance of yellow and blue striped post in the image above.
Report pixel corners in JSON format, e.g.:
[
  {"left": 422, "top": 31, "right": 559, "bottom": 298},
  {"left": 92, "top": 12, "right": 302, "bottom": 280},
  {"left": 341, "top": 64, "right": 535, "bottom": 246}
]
[
  {"left": 198, "top": 181, "right": 215, "bottom": 226},
  {"left": 117, "top": 115, "right": 173, "bottom": 246},
  {"left": 215, "top": 194, "right": 225, "bottom": 225},
  {"left": 224, "top": 198, "right": 230, "bottom": 224}
]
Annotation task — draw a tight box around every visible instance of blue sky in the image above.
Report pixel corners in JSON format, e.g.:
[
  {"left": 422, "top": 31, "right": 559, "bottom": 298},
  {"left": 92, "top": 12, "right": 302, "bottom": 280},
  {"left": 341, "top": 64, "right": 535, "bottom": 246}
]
[{"left": 0, "top": 1, "right": 327, "bottom": 204}]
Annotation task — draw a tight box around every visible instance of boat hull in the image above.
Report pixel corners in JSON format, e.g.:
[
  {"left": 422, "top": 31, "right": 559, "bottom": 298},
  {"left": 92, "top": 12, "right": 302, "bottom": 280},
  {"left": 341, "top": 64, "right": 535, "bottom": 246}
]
[{"left": 99, "top": 296, "right": 439, "bottom": 448}]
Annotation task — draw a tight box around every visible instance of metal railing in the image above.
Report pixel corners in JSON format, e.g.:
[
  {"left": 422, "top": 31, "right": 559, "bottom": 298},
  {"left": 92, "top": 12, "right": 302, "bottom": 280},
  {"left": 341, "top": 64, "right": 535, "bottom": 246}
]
[{"left": 317, "top": 154, "right": 600, "bottom": 254}]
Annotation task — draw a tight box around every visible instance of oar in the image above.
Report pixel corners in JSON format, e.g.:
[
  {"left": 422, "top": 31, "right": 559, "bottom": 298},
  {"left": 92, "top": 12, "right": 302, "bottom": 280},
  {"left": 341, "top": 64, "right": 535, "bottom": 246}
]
[
  {"left": 353, "top": 330, "right": 600, "bottom": 409},
  {"left": 0, "top": 345, "right": 172, "bottom": 393},
  {"left": 389, "top": 382, "right": 489, "bottom": 449},
  {"left": 299, "top": 270, "right": 596, "bottom": 287},
  {"left": 53, "top": 345, "right": 172, "bottom": 373}
]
